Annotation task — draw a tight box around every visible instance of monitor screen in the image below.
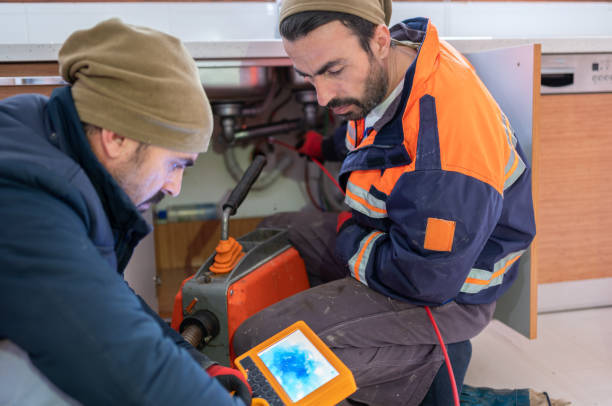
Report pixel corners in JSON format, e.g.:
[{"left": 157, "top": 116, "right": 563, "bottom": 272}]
[{"left": 258, "top": 329, "right": 340, "bottom": 402}]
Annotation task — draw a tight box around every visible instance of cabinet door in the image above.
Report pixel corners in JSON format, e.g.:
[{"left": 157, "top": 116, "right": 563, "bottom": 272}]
[
  {"left": 538, "top": 93, "right": 612, "bottom": 282},
  {"left": 537, "top": 93, "right": 612, "bottom": 312},
  {"left": 464, "top": 44, "right": 541, "bottom": 339}
]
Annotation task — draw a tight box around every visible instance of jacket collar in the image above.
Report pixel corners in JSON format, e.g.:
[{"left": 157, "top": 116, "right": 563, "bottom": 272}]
[
  {"left": 347, "top": 17, "right": 438, "bottom": 150},
  {"left": 46, "top": 87, "right": 151, "bottom": 263}
]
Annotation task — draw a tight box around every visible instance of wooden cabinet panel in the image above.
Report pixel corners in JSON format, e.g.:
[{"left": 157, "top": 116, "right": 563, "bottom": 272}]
[
  {"left": 0, "top": 63, "right": 62, "bottom": 99},
  {"left": 0, "top": 62, "right": 59, "bottom": 76},
  {"left": 538, "top": 93, "right": 612, "bottom": 283},
  {"left": 0, "top": 85, "right": 59, "bottom": 99}
]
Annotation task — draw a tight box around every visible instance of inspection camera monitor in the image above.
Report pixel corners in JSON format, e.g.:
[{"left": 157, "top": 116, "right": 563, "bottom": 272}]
[{"left": 235, "top": 321, "right": 357, "bottom": 406}]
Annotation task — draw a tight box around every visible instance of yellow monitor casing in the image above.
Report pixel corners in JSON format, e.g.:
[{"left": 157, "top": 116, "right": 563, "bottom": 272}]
[{"left": 234, "top": 320, "right": 357, "bottom": 406}]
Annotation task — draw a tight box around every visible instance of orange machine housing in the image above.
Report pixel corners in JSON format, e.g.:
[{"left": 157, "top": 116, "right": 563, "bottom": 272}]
[
  {"left": 226, "top": 247, "right": 308, "bottom": 360},
  {"left": 172, "top": 228, "right": 309, "bottom": 366}
]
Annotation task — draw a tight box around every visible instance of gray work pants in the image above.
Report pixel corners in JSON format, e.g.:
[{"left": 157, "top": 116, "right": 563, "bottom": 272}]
[{"left": 233, "top": 211, "right": 495, "bottom": 406}]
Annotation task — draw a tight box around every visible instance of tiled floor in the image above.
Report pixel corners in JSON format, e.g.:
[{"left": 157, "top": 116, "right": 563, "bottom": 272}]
[{"left": 466, "top": 306, "right": 612, "bottom": 406}]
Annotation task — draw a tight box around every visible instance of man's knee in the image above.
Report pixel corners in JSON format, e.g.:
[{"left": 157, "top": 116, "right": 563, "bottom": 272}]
[
  {"left": 232, "top": 310, "right": 293, "bottom": 357},
  {"left": 232, "top": 316, "right": 261, "bottom": 356}
]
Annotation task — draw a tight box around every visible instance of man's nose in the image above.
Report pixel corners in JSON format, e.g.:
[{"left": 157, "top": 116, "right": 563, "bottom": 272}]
[
  {"left": 162, "top": 171, "right": 183, "bottom": 197},
  {"left": 313, "top": 78, "right": 334, "bottom": 107}
]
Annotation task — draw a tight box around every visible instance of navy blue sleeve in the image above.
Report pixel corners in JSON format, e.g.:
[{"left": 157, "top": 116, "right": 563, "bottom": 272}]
[
  {"left": 135, "top": 294, "right": 216, "bottom": 370},
  {"left": 0, "top": 176, "right": 243, "bottom": 406},
  {"left": 336, "top": 170, "right": 503, "bottom": 305}
]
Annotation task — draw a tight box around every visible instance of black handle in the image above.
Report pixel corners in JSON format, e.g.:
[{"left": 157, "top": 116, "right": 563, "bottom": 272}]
[
  {"left": 541, "top": 73, "right": 574, "bottom": 88},
  {"left": 223, "top": 154, "right": 267, "bottom": 215}
]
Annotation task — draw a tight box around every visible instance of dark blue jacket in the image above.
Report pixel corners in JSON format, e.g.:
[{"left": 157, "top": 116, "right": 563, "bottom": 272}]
[{"left": 0, "top": 87, "right": 244, "bottom": 405}]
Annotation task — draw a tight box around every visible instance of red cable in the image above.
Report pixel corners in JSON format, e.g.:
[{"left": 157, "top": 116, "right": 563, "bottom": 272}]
[
  {"left": 267, "top": 137, "right": 343, "bottom": 194},
  {"left": 425, "top": 306, "right": 460, "bottom": 406},
  {"left": 268, "top": 135, "right": 460, "bottom": 406}
]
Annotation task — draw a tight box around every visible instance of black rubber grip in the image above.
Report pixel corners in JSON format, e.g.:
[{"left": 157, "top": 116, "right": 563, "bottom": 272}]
[{"left": 223, "top": 154, "right": 267, "bottom": 215}]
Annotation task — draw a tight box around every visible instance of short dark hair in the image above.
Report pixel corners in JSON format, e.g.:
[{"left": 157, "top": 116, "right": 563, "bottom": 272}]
[{"left": 280, "top": 11, "right": 376, "bottom": 54}]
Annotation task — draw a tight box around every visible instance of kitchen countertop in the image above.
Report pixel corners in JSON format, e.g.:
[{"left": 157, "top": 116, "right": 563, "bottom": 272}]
[{"left": 2, "top": 37, "right": 612, "bottom": 63}]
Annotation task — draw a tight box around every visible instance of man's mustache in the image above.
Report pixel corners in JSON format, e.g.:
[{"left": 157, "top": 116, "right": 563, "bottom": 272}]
[{"left": 326, "top": 97, "right": 364, "bottom": 109}]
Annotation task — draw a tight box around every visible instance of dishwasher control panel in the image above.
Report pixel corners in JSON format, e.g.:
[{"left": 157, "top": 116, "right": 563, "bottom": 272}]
[{"left": 541, "top": 53, "right": 612, "bottom": 94}]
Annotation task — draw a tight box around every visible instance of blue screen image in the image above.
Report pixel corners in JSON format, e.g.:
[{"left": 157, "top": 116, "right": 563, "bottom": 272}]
[{"left": 258, "top": 330, "right": 339, "bottom": 402}]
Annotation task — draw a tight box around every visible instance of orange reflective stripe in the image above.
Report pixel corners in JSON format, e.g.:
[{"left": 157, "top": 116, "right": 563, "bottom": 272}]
[
  {"left": 355, "top": 120, "right": 365, "bottom": 145},
  {"left": 352, "top": 231, "right": 383, "bottom": 282},
  {"left": 358, "top": 129, "right": 377, "bottom": 148},
  {"left": 503, "top": 149, "right": 520, "bottom": 183},
  {"left": 464, "top": 253, "right": 521, "bottom": 286}
]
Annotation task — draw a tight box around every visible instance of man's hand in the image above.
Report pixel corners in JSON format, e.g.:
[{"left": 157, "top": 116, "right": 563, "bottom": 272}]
[
  {"left": 296, "top": 130, "right": 324, "bottom": 161},
  {"left": 206, "top": 364, "right": 252, "bottom": 405}
]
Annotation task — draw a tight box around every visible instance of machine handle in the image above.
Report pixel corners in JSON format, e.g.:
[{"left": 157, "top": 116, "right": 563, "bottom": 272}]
[{"left": 223, "top": 155, "right": 267, "bottom": 215}]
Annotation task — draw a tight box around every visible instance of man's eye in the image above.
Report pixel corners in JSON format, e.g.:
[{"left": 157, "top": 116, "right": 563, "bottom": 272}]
[{"left": 327, "top": 68, "right": 344, "bottom": 76}]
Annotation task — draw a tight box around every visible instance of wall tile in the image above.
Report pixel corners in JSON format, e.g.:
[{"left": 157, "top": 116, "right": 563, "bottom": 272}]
[
  {"left": 391, "top": 2, "right": 448, "bottom": 36},
  {"left": 447, "top": 2, "right": 612, "bottom": 38},
  {"left": 0, "top": 3, "right": 26, "bottom": 13},
  {"left": 25, "top": 4, "right": 173, "bottom": 44},
  {"left": 1, "top": 2, "right": 611, "bottom": 45},
  {"left": 0, "top": 13, "right": 28, "bottom": 44},
  {"left": 168, "top": 2, "right": 276, "bottom": 41}
]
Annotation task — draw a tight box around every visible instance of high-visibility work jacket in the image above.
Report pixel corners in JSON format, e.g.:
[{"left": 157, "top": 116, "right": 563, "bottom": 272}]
[{"left": 334, "top": 18, "right": 536, "bottom": 306}]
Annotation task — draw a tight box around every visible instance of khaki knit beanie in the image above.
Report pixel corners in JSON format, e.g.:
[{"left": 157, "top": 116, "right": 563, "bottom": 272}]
[
  {"left": 59, "top": 18, "right": 213, "bottom": 154},
  {"left": 279, "top": 0, "right": 392, "bottom": 27}
]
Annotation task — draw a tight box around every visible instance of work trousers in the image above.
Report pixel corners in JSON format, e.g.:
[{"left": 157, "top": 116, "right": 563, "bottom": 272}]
[{"left": 233, "top": 211, "right": 495, "bottom": 406}]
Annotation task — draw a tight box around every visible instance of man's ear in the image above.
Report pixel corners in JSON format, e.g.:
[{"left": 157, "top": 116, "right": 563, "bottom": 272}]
[
  {"left": 371, "top": 24, "right": 391, "bottom": 60},
  {"left": 99, "top": 128, "right": 127, "bottom": 159}
]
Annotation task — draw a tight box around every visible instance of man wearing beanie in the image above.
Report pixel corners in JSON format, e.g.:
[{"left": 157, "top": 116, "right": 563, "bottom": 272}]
[
  {"left": 0, "top": 19, "right": 250, "bottom": 406},
  {"left": 233, "top": 1, "right": 536, "bottom": 405}
]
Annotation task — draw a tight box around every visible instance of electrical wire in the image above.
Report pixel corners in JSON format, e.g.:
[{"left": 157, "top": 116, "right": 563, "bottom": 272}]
[
  {"left": 425, "top": 306, "right": 460, "bottom": 406},
  {"left": 268, "top": 135, "right": 461, "bottom": 406},
  {"left": 267, "top": 137, "right": 343, "bottom": 193}
]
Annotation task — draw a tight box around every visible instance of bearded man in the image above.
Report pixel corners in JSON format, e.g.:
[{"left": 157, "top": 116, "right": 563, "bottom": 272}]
[{"left": 233, "top": 1, "right": 536, "bottom": 405}]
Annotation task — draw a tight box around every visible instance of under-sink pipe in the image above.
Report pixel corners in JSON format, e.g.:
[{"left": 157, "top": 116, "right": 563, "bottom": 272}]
[
  {"left": 240, "top": 70, "right": 280, "bottom": 117},
  {"left": 216, "top": 88, "right": 318, "bottom": 190},
  {"left": 214, "top": 89, "right": 317, "bottom": 144},
  {"left": 233, "top": 119, "right": 302, "bottom": 142},
  {"left": 223, "top": 145, "right": 293, "bottom": 191}
]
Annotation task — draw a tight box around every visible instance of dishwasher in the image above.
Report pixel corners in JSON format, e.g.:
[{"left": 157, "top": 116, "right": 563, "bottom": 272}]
[{"left": 538, "top": 52, "right": 612, "bottom": 312}]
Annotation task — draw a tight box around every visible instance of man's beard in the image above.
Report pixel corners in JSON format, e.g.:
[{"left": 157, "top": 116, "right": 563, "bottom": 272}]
[{"left": 326, "top": 58, "right": 389, "bottom": 121}]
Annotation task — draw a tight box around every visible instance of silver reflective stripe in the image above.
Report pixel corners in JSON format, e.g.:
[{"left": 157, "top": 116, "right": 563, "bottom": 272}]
[
  {"left": 501, "top": 113, "right": 526, "bottom": 191},
  {"left": 345, "top": 181, "right": 388, "bottom": 219},
  {"left": 346, "top": 122, "right": 357, "bottom": 150},
  {"left": 345, "top": 137, "right": 355, "bottom": 152},
  {"left": 348, "top": 231, "right": 384, "bottom": 285},
  {"left": 504, "top": 141, "right": 517, "bottom": 174},
  {"left": 460, "top": 249, "right": 525, "bottom": 294},
  {"left": 504, "top": 149, "right": 526, "bottom": 191},
  {"left": 501, "top": 113, "right": 513, "bottom": 146}
]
